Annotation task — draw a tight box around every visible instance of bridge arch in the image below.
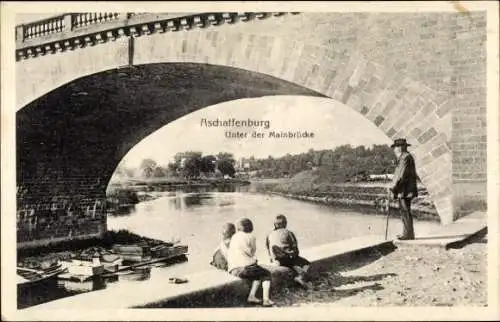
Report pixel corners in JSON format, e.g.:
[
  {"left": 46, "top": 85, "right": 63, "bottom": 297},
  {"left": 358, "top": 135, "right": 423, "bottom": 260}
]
[{"left": 16, "top": 22, "right": 456, "bottom": 247}]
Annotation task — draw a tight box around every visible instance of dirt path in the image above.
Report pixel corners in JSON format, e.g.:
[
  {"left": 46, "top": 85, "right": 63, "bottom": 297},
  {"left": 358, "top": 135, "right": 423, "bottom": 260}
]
[{"left": 273, "top": 237, "right": 487, "bottom": 307}]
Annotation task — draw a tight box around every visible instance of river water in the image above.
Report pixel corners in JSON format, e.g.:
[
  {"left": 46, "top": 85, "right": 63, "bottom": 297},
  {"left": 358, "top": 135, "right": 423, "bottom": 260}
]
[{"left": 19, "top": 186, "right": 440, "bottom": 309}]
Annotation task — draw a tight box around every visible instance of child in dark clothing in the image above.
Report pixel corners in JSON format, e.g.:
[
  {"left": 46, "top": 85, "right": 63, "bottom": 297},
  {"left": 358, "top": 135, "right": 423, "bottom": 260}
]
[{"left": 266, "top": 214, "right": 310, "bottom": 288}]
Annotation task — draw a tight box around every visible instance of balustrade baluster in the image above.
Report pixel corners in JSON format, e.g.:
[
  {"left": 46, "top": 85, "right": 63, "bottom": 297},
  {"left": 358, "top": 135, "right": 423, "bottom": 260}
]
[{"left": 98, "top": 13, "right": 103, "bottom": 22}]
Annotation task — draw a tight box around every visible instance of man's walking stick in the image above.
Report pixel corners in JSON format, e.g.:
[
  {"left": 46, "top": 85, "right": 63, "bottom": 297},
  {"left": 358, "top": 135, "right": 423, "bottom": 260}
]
[{"left": 384, "top": 188, "right": 391, "bottom": 240}]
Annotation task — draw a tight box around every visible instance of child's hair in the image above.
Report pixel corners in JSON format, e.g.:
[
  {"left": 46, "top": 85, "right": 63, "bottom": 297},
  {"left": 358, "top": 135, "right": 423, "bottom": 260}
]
[
  {"left": 237, "top": 218, "right": 254, "bottom": 233},
  {"left": 274, "top": 214, "right": 287, "bottom": 229},
  {"left": 222, "top": 222, "right": 236, "bottom": 240}
]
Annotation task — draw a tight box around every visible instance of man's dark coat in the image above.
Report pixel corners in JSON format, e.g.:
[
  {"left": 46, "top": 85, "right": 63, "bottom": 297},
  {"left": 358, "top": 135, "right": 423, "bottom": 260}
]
[{"left": 391, "top": 151, "right": 418, "bottom": 199}]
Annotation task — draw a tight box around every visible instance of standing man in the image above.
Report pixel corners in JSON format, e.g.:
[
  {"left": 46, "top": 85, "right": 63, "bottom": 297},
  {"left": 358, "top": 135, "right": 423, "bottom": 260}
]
[{"left": 390, "top": 138, "right": 418, "bottom": 240}]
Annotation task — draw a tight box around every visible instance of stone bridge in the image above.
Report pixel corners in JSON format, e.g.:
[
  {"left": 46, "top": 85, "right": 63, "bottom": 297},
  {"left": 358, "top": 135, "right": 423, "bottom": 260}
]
[{"left": 15, "top": 11, "right": 487, "bottom": 247}]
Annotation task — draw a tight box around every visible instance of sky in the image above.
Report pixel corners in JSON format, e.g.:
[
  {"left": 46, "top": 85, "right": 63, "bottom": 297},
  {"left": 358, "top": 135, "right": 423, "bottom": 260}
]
[
  {"left": 120, "top": 96, "right": 392, "bottom": 168},
  {"left": 16, "top": 14, "right": 59, "bottom": 25}
]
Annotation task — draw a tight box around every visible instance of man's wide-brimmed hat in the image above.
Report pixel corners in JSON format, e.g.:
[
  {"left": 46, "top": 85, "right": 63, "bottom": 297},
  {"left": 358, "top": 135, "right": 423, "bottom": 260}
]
[{"left": 391, "top": 138, "right": 411, "bottom": 148}]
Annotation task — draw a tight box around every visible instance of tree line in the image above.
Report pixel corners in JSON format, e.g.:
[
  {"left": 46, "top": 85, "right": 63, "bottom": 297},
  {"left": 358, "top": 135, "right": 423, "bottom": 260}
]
[
  {"left": 241, "top": 144, "right": 396, "bottom": 180},
  {"left": 113, "top": 144, "right": 397, "bottom": 182},
  {"left": 114, "top": 152, "right": 237, "bottom": 180}
]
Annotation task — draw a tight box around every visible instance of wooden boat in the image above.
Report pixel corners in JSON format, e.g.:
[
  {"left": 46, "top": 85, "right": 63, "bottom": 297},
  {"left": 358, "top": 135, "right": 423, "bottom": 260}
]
[
  {"left": 112, "top": 243, "right": 188, "bottom": 262},
  {"left": 17, "top": 263, "right": 67, "bottom": 287},
  {"left": 150, "top": 244, "right": 188, "bottom": 259},
  {"left": 60, "top": 258, "right": 105, "bottom": 278},
  {"left": 101, "top": 254, "right": 123, "bottom": 273},
  {"left": 112, "top": 244, "right": 152, "bottom": 263}
]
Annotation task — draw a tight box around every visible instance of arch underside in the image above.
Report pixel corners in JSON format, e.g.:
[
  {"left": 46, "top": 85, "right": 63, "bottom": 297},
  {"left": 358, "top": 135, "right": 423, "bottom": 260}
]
[{"left": 16, "top": 25, "right": 456, "bottom": 245}]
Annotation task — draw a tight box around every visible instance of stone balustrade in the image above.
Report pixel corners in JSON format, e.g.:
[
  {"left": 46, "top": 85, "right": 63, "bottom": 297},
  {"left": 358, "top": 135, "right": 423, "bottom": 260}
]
[{"left": 15, "top": 12, "right": 298, "bottom": 61}]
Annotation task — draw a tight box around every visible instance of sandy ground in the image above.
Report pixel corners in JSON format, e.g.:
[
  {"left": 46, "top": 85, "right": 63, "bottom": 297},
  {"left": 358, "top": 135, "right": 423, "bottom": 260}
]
[{"left": 273, "top": 236, "right": 487, "bottom": 307}]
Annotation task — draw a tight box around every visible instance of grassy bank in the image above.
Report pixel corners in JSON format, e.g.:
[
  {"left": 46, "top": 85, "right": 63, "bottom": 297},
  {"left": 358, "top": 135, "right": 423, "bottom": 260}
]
[
  {"left": 251, "top": 170, "right": 439, "bottom": 222},
  {"left": 109, "top": 177, "right": 251, "bottom": 191}
]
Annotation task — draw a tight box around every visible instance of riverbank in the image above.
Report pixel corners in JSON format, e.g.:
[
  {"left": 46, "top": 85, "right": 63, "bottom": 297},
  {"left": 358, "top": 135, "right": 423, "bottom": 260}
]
[
  {"left": 110, "top": 177, "right": 251, "bottom": 192},
  {"left": 251, "top": 177, "right": 439, "bottom": 222},
  {"left": 273, "top": 234, "right": 487, "bottom": 307},
  {"left": 106, "top": 178, "right": 251, "bottom": 213},
  {"left": 268, "top": 191, "right": 439, "bottom": 222}
]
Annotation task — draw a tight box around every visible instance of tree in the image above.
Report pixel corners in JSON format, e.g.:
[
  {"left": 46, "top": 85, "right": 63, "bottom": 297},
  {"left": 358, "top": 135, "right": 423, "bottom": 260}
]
[
  {"left": 217, "top": 160, "right": 236, "bottom": 177},
  {"left": 216, "top": 152, "right": 235, "bottom": 165},
  {"left": 140, "top": 158, "right": 157, "bottom": 178},
  {"left": 167, "top": 161, "right": 178, "bottom": 173},
  {"left": 153, "top": 166, "right": 166, "bottom": 178},
  {"left": 173, "top": 151, "right": 203, "bottom": 170},
  {"left": 183, "top": 155, "right": 202, "bottom": 179},
  {"left": 200, "top": 155, "right": 217, "bottom": 174}
]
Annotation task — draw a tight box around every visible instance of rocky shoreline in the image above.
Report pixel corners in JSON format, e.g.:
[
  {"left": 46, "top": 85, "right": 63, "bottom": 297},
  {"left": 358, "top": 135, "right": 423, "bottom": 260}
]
[{"left": 267, "top": 191, "right": 440, "bottom": 222}]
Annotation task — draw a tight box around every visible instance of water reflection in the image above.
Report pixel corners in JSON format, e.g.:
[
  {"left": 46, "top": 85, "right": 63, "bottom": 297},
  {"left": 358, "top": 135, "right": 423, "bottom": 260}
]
[
  {"left": 20, "top": 185, "right": 440, "bottom": 309},
  {"left": 17, "top": 257, "right": 188, "bottom": 309},
  {"left": 108, "top": 186, "right": 441, "bottom": 277}
]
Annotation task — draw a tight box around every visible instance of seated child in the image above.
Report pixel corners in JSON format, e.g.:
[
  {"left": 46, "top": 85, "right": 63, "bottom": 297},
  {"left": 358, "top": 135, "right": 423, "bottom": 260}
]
[
  {"left": 227, "top": 218, "right": 274, "bottom": 307},
  {"left": 266, "top": 214, "right": 310, "bottom": 288},
  {"left": 210, "top": 222, "right": 236, "bottom": 271}
]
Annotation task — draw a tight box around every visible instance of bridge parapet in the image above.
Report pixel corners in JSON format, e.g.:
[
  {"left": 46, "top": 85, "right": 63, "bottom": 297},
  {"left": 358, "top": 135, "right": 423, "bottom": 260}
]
[{"left": 15, "top": 12, "right": 295, "bottom": 60}]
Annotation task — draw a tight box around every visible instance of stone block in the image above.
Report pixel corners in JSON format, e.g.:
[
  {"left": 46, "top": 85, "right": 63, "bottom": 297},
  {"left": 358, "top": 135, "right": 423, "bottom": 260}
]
[
  {"left": 417, "top": 127, "right": 438, "bottom": 144},
  {"left": 373, "top": 115, "right": 385, "bottom": 127}
]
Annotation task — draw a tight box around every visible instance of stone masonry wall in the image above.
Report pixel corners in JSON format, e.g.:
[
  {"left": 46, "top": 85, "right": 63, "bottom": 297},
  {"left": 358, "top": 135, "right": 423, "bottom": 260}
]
[
  {"left": 204, "top": 12, "right": 487, "bottom": 219},
  {"left": 16, "top": 12, "right": 487, "bottom": 247},
  {"left": 16, "top": 168, "right": 107, "bottom": 248}
]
